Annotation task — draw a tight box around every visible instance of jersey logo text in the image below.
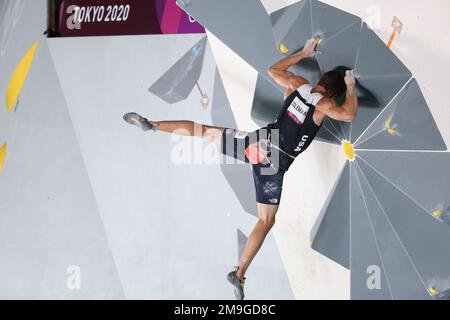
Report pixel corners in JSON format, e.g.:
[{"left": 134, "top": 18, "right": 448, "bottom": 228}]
[{"left": 287, "top": 97, "right": 309, "bottom": 125}]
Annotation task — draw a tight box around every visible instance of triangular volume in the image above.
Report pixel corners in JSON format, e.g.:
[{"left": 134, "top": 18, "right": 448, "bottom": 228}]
[
  {"left": 271, "top": 0, "right": 312, "bottom": 56},
  {"left": 270, "top": 0, "right": 310, "bottom": 51},
  {"left": 149, "top": 36, "right": 207, "bottom": 104},
  {"left": 357, "top": 151, "right": 450, "bottom": 217},
  {"left": 350, "top": 74, "right": 411, "bottom": 143},
  {"left": 358, "top": 157, "right": 450, "bottom": 293},
  {"left": 355, "top": 23, "right": 411, "bottom": 78},
  {"left": 354, "top": 161, "right": 431, "bottom": 300},
  {"left": 0, "top": 41, "right": 124, "bottom": 299},
  {"left": 311, "top": 163, "right": 350, "bottom": 269},
  {"left": 356, "top": 79, "right": 447, "bottom": 151},
  {"left": 316, "top": 20, "right": 362, "bottom": 73},
  {"left": 353, "top": 79, "right": 408, "bottom": 146},
  {"left": 177, "top": 0, "right": 281, "bottom": 87},
  {"left": 311, "top": 0, "right": 360, "bottom": 40},
  {"left": 349, "top": 163, "right": 392, "bottom": 300}
]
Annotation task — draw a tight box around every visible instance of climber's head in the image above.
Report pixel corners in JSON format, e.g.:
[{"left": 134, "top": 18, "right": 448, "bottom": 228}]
[{"left": 316, "top": 69, "right": 347, "bottom": 98}]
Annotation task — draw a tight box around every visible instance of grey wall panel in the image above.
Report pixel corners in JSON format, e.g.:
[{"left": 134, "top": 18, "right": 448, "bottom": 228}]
[
  {"left": 149, "top": 36, "right": 207, "bottom": 104},
  {"left": 177, "top": 0, "right": 282, "bottom": 88},
  {"left": 0, "top": 42, "right": 124, "bottom": 299},
  {"left": 356, "top": 79, "right": 447, "bottom": 151},
  {"left": 355, "top": 162, "right": 430, "bottom": 300},
  {"left": 310, "top": 0, "right": 360, "bottom": 40},
  {"left": 311, "top": 162, "right": 350, "bottom": 269},
  {"left": 350, "top": 74, "right": 411, "bottom": 142},
  {"left": 251, "top": 74, "right": 285, "bottom": 125},
  {"left": 270, "top": 0, "right": 312, "bottom": 57},
  {"left": 316, "top": 21, "right": 362, "bottom": 73},
  {"left": 355, "top": 23, "right": 410, "bottom": 78},
  {"left": 354, "top": 81, "right": 408, "bottom": 147},
  {"left": 316, "top": 127, "right": 342, "bottom": 145},
  {"left": 270, "top": 0, "right": 310, "bottom": 51},
  {"left": 323, "top": 118, "right": 346, "bottom": 141},
  {"left": 357, "top": 151, "right": 450, "bottom": 216},
  {"left": 350, "top": 164, "right": 391, "bottom": 300},
  {"left": 358, "top": 157, "right": 450, "bottom": 290}
]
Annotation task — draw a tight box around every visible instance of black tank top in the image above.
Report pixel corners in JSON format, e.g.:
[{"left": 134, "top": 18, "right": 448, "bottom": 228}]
[{"left": 267, "top": 84, "right": 324, "bottom": 171}]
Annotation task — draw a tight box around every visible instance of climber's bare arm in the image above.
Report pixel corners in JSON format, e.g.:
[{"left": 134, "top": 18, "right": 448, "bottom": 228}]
[{"left": 268, "top": 37, "right": 321, "bottom": 91}]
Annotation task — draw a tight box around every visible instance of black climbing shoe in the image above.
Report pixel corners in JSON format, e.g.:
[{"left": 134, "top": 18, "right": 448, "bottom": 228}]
[
  {"left": 227, "top": 267, "right": 246, "bottom": 300},
  {"left": 123, "top": 112, "right": 158, "bottom": 132}
]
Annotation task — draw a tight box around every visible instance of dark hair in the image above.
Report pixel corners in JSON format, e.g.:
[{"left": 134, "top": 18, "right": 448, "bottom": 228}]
[{"left": 317, "top": 69, "right": 347, "bottom": 98}]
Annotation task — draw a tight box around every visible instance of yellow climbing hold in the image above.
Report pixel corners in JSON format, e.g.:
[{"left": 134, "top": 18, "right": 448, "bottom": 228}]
[
  {"left": 385, "top": 117, "right": 392, "bottom": 128},
  {"left": 385, "top": 116, "right": 397, "bottom": 135},
  {"left": 0, "top": 143, "right": 7, "bottom": 175},
  {"left": 342, "top": 140, "right": 355, "bottom": 161},
  {"left": 387, "top": 129, "right": 397, "bottom": 135},
  {"left": 428, "top": 287, "right": 440, "bottom": 296},
  {"left": 432, "top": 210, "right": 443, "bottom": 218},
  {"left": 279, "top": 43, "right": 289, "bottom": 54},
  {"left": 6, "top": 41, "right": 39, "bottom": 112}
]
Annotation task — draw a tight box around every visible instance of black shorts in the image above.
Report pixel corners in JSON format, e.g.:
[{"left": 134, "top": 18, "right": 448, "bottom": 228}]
[{"left": 220, "top": 128, "right": 285, "bottom": 205}]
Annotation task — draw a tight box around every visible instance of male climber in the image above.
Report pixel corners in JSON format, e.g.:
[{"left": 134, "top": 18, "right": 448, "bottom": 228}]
[{"left": 123, "top": 37, "right": 358, "bottom": 300}]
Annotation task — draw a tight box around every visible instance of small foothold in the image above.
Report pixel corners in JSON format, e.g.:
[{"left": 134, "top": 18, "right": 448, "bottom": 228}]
[
  {"left": 392, "top": 16, "right": 403, "bottom": 34},
  {"left": 385, "top": 116, "right": 393, "bottom": 128},
  {"left": 316, "top": 38, "right": 322, "bottom": 45},
  {"left": 428, "top": 287, "right": 440, "bottom": 296},
  {"left": 279, "top": 43, "right": 289, "bottom": 54},
  {"left": 314, "top": 36, "right": 323, "bottom": 51},
  {"left": 385, "top": 116, "right": 397, "bottom": 134},
  {"left": 342, "top": 140, "right": 355, "bottom": 161},
  {"left": 387, "top": 128, "right": 397, "bottom": 135},
  {"left": 432, "top": 210, "right": 443, "bottom": 218},
  {"left": 201, "top": 94, "right": 209, "bottom": 109},
  {"left": 192, "top": 44, "right": 202, "bottom": 53}
]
